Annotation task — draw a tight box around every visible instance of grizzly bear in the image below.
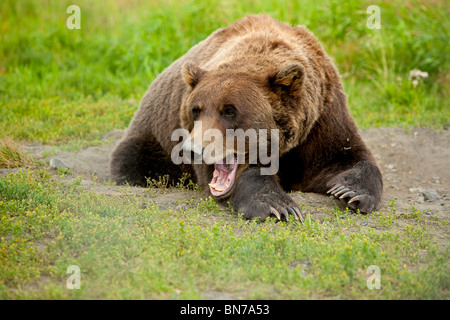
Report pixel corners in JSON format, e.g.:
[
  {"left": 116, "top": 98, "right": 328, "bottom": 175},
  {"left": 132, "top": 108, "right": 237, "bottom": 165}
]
[{"left": 110, "top": 15, "right": 383, "bottom": 221}]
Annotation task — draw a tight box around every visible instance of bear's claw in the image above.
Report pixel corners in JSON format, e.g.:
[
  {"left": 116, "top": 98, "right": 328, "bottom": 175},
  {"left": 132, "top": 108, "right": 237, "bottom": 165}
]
[
  {"left": 269, "top": 207, "right": 281, "bottom": 220},
  {"left": 288, "top": 207, "right": 303, "bottom": 221},
  {"left": 339, "top": 190, "right": 356, "bottom": 199},
  {"left": 348, "top": 195, "right": 363, "bottom": 204},
  {"left": 327, "top": 183, "right": 377, "bottom": 213},
  {"left": 268, "top": 206, "right": 304, "bottom": 222},
  {"left": 240, "top": 198, "right": 304, "bottom": 222},
  {"left": 327, "top": 184, "right": 344, "bottom": 194},
  {"left": 334, "top": 187, "right": 351, "bottom": 197}
]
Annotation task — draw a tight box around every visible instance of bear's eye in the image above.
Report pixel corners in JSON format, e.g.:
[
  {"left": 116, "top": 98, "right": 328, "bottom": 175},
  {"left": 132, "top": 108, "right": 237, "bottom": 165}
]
[
  {"left": 191, "top": 106, "right": 201, "bottom": 120},
  {"left": 223, "top": 105, "right": 236, "bottom": 118}
]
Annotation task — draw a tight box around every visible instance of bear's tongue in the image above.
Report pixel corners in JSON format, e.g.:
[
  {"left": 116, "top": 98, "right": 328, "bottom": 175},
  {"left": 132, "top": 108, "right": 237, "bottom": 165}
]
[{"left": 208, "top": 157, "right": 238, "bottom": 197}]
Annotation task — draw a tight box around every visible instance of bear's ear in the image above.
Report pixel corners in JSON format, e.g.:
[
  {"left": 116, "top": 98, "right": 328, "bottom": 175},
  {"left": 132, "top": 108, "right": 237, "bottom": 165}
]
[
  {"left": 269, "top": 64, "right": 305, "bottom": 95},
  {"left": 181, "top": 62, "right": 206, "bottom": 88}
]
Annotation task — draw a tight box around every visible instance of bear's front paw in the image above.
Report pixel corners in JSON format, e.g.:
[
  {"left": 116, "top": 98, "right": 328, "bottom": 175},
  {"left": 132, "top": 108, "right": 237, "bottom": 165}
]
[
  {"left": 326, "top": 160, "right": 382, "bottom": 213},
  {"left": 237, "top": 191, "right": 304, "bottom": 222},
  {"left": 327, "top": 183, "right": 379, "bottom": 213}
]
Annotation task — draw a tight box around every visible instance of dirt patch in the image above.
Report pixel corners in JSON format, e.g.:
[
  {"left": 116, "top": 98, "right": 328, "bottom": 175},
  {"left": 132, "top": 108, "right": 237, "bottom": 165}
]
[
  {"left": 17, "top": 127, "right": 449, "bottom": 218},
  {"left": 364, "top": 127, "right": 449, "bottom": 215}
]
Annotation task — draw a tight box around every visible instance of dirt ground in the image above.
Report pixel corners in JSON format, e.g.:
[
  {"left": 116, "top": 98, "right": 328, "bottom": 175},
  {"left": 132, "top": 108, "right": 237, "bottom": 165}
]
[{"left": 15, "top": 127, "right": 450, "bottom": 231}]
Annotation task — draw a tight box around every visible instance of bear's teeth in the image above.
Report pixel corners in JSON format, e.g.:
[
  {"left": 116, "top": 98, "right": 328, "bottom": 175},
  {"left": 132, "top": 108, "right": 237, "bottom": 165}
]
[
  {"left": 225, "top": 182, "right": 229, "bottom": 188},
  {"left": 209, "top": 183, "right": 218, "bottom": 188},
  {"left": 215, "top": 187, "right": 224, "bottom": 192}
]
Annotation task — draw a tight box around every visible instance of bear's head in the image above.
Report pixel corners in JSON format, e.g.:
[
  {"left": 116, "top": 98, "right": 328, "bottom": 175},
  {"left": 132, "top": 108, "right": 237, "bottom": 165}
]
[{"left": 179, "top": 61, "right": 312, "bottom": 198}]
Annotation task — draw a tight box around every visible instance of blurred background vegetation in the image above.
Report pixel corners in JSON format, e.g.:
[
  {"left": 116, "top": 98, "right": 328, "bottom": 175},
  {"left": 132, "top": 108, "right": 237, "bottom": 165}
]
[{"left": 0, "top": 0, "right": 449, "bottom": 147}]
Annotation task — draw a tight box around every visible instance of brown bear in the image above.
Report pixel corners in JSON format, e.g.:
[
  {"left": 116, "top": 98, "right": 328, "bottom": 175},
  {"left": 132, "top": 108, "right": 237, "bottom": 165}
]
[{"left": 110, "top": 14, "right": 383, "bottom": 221}]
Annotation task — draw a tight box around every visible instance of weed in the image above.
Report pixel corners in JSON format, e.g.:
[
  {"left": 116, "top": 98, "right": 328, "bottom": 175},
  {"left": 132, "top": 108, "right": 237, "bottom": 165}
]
[{"left": 0, "top": 137, "right": 36, "bottom": 168}]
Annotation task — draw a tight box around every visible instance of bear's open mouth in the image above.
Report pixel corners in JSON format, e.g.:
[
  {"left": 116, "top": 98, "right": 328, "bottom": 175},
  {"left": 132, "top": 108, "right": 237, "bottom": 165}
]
[{"left": 208, "top": 156, "right": 238, "bottom": 197}]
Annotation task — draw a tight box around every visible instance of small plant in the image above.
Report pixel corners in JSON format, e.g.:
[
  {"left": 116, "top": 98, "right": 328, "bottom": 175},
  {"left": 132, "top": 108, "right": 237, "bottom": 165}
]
[
  {"left": 176, "top": 173, "right": 199, "bottom": 191},
  {"left": 57, "top": 167, "right": 72, "bottom": 177},
  {"left": 0, "top": 137, "right": 36, "bottom": 168},
  {"left": 390, "top": 198, "right": 396, "bottom": 208},
  {"left": 146, "top": 174, "right": 170, "bottom": 189},
  {"left": 198, "top": 196, "right": 220, "bottom": 213}
]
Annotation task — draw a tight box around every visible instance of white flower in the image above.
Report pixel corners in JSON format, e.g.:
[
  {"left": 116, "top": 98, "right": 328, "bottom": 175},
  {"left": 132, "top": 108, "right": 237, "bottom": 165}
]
[{"left": 408, "top": 69, "right": 429, "bottom": 80}]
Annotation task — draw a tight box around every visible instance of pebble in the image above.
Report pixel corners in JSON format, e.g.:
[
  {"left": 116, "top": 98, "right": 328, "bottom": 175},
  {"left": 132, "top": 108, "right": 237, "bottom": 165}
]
[
  {"left": 49, "top": 158, "right": 69, "bottom": 170},
  {"left": 421, "top": 189, "right": 440, "bottom": 202},
  {"left": 408, "top": 188, "right": 441, "bottom": 202},
  {"left": 432, "top": 177, "right": 440, "bottom": 184},
  {"left": 385, "top": 164, "right": 396, "bottom": 172}
]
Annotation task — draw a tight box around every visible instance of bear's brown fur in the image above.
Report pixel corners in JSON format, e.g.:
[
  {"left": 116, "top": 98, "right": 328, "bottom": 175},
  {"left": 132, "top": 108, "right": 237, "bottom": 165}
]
[{"left": 110, "top": 15, "right": 383, "bottom": 220}]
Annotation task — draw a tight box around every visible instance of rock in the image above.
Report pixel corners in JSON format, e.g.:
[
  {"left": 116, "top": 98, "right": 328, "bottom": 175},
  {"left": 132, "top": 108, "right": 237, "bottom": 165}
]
[
  {"left": 360, "top": 221, "right": 368, "bottom": 226},
  {"left": 417, "top": 194, "right": 425, "bottom": 203},
  {"left": 385, "top": 164, "right": 396, "bottom": 171},
  {"left": 432, "top": 177, "right": 440, "bottom": 184},
  {"left": 49, "top": 158, "right": 69, "bottom": 170},
  {"left": 421, "top": 189, "right": 440, "bottom": 202}
]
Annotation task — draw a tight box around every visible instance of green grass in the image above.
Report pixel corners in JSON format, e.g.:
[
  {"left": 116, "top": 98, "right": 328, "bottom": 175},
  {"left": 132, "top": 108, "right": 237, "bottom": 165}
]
[
  {"left": 0, "top": 170, "right": 448, "bottom": 299},
  {"left": 0, "top": 0, "right": 449, "bottom": 299},
  {"left": 0, "top": 0, "right": 449, "bottom": 149}
]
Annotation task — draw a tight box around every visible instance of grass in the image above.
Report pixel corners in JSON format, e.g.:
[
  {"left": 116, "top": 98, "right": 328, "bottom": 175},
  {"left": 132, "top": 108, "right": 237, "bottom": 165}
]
[
  {"left": 0, "top": 0, "right": 449, "bottom": 299},
  {"left": 0, "top": 137, "right": 36, "bottom": 168},
  {"left": 0, "top": 0, "right": 449, "bottom": 150},
  {"left": 0, "top": 169, "right": 448, "bottom": 299}
]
